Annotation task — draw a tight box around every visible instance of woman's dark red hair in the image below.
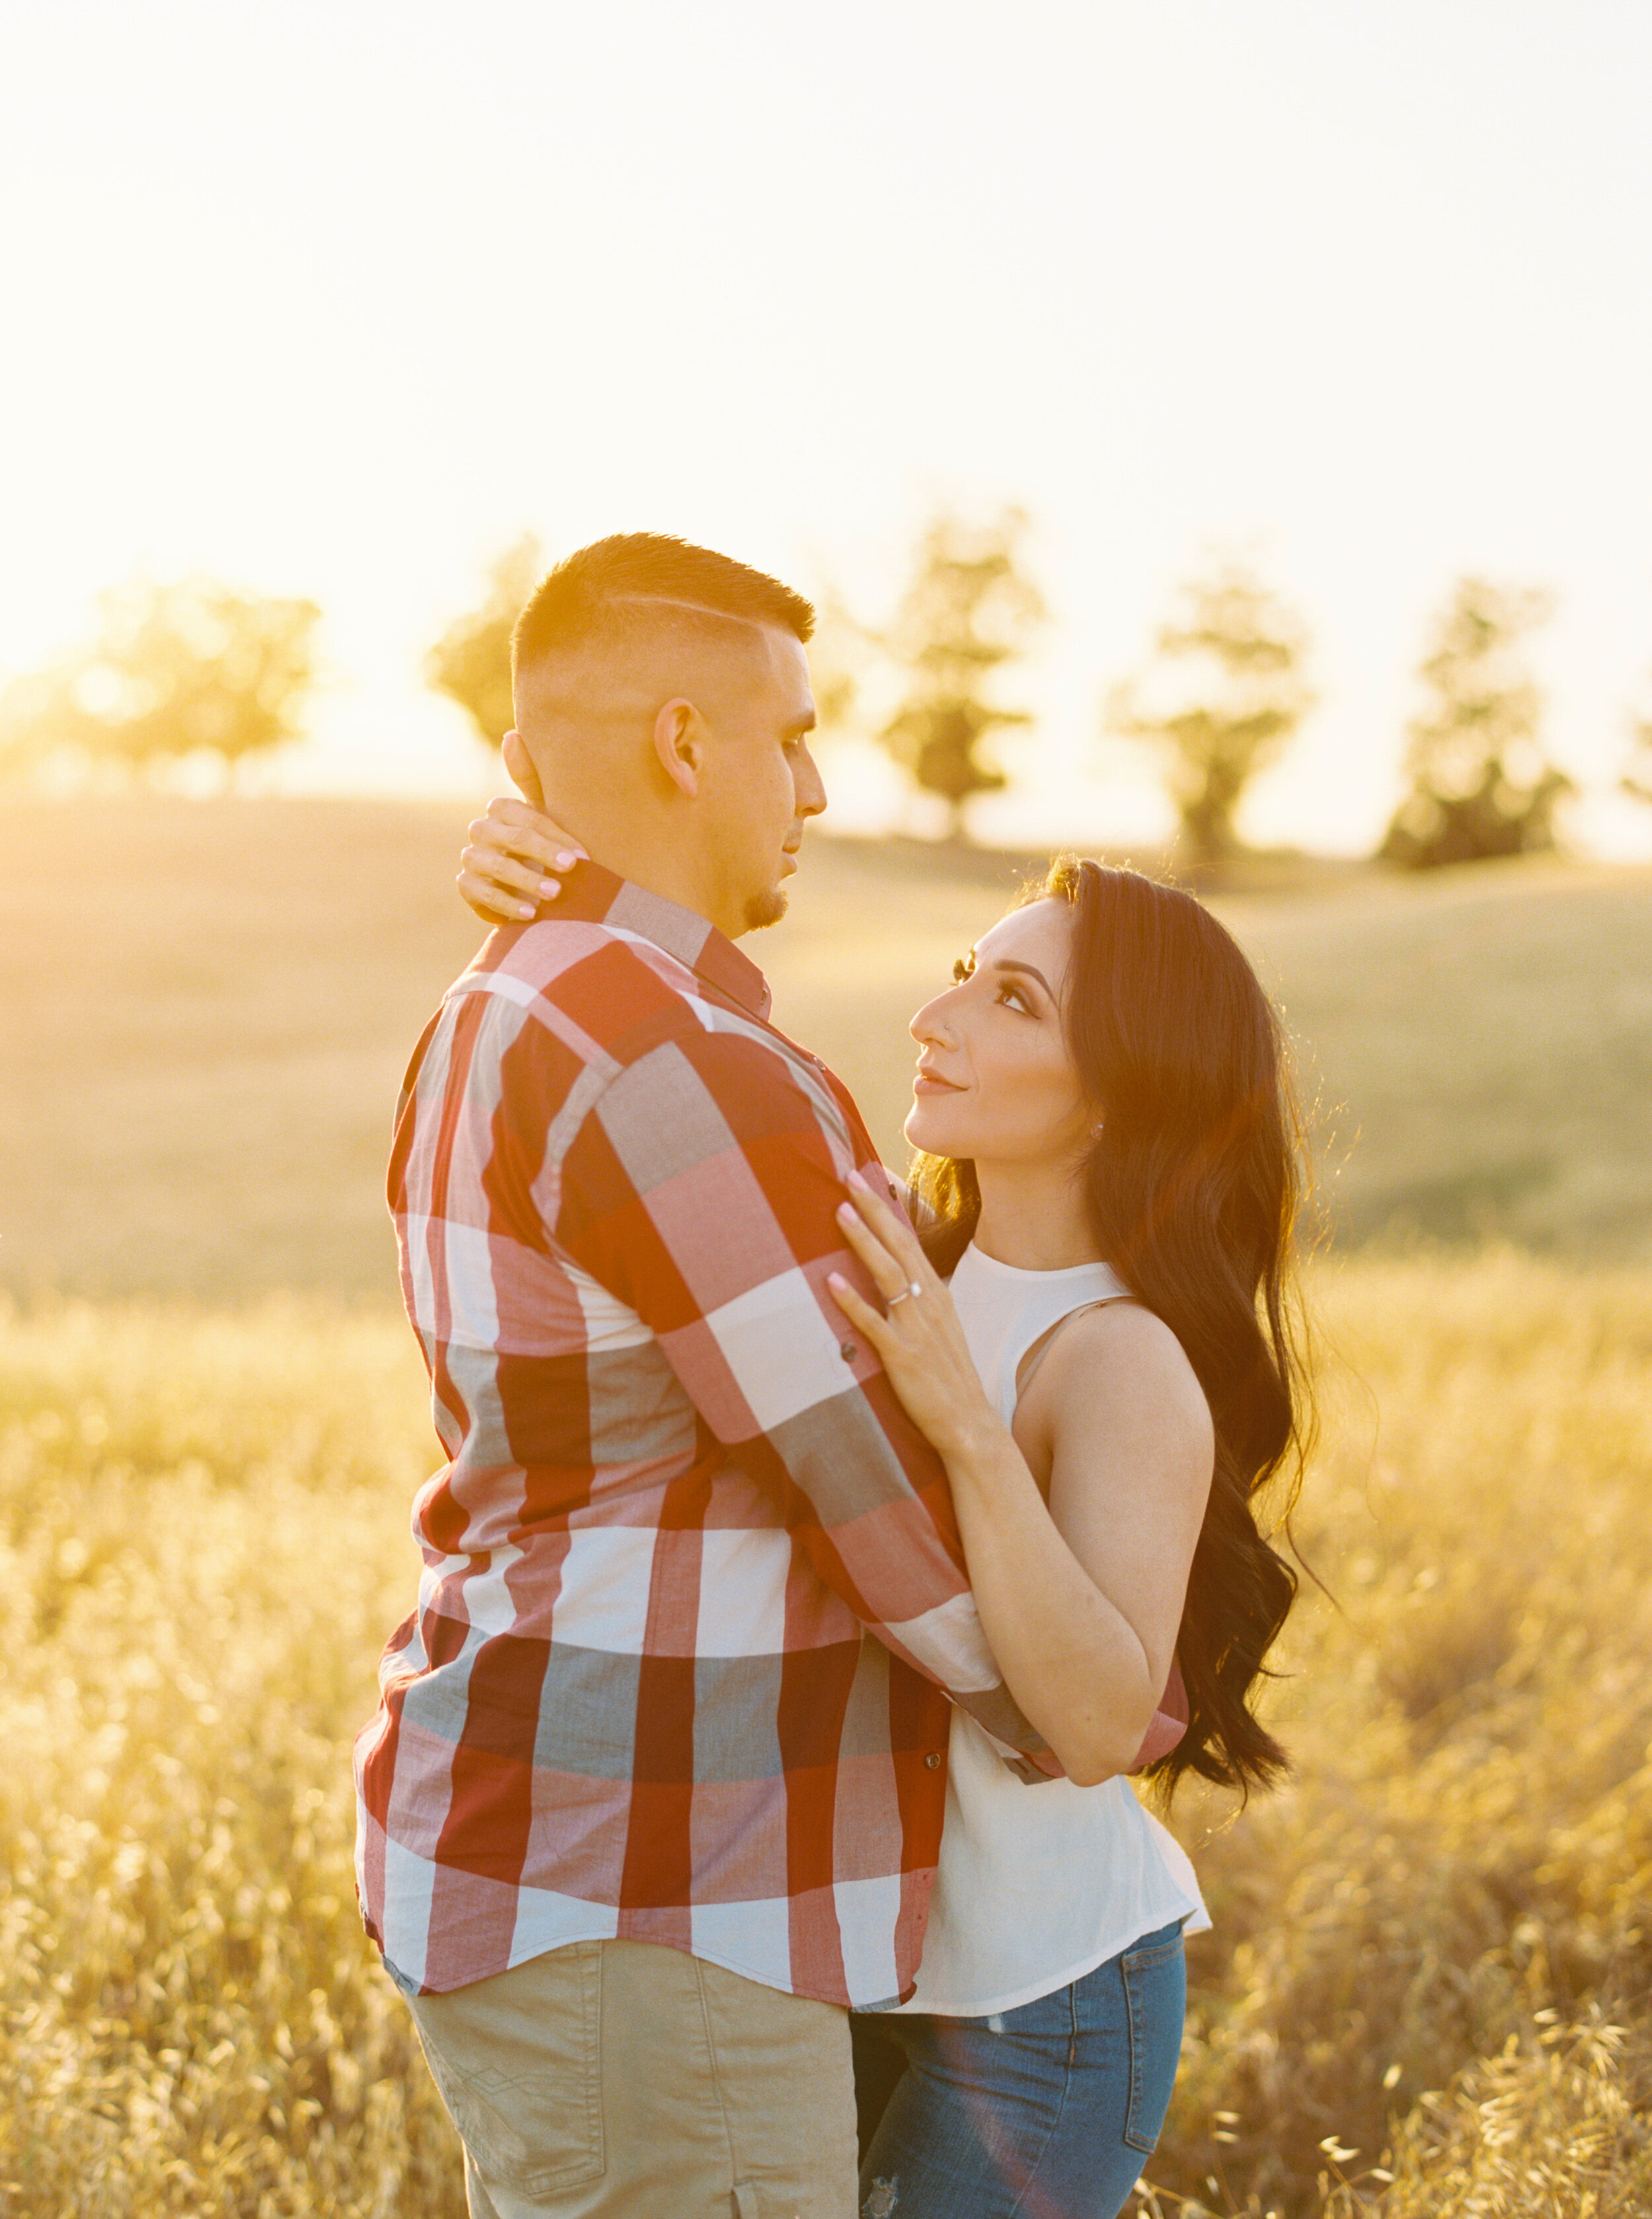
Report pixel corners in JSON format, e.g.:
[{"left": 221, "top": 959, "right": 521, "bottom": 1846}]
[{"left": 913, "top": 857, "right": 1313, "bottom": 1800}]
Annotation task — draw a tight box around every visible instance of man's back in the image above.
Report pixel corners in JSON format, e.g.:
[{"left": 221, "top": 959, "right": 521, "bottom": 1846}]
[{"left": 356, "top": 864, "right": 1034, "bottom": 2010}]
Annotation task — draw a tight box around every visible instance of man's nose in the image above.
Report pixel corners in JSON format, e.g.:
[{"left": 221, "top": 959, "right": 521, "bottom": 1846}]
[{"left": 795, "top": 745, "right": 827, "bottom": 819}]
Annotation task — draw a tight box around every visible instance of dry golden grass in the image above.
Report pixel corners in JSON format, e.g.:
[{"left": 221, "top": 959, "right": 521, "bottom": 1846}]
[
  {"left": 1137, "top": 1250, "right": 1652, "bottom": 2216},
  {"left": 3, "top": 1255, "right": 1649, "bottom": 2213},
  {"left": 0, "top": 1300, "right": 463, "bottom": 2216}
]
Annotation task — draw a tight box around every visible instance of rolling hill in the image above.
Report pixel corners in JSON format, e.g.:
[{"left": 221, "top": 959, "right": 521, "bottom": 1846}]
[{"left": 3, "top": 795, "right": 1647, "bottom": 1299}]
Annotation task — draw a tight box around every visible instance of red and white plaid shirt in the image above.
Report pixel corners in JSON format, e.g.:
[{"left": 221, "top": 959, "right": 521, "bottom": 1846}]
[{"left": 354, "top": 864, "right": 1047, "bottom": 2007}]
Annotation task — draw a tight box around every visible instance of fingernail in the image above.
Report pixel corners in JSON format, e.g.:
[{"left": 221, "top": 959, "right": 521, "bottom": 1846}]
[
  {"left": 517, "top": 900, "right": 535, "bottom": 919},
  {"left": 835, "top": 1202, "right": 854, "bottom": 1222},
  {"left": 539, "top": 879, "right": 560, "bottom": 898},
  {"left": 554, "top": 850, "right": 579, "bottom": 870},
  {"left": 826, "top": 1270, "right": 845, "bottom": 1289},
  {"left": 846, "top": 1168, "right": 868, "bottom": 1189}
]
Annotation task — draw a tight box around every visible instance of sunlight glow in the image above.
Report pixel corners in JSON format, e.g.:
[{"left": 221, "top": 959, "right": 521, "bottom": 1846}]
[{"left": 2, "top": 0, "right": 1649, "bottom": 854}]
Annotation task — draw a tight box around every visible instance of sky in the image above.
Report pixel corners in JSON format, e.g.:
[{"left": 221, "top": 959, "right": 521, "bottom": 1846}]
[{"left": 3, "top": 0, "right": 1651, "bottom": 854}]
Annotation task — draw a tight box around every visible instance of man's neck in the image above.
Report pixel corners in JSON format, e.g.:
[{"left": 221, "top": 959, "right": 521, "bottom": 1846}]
[{"left": 565, "top": 829, "right": 734, "bottom": 942}]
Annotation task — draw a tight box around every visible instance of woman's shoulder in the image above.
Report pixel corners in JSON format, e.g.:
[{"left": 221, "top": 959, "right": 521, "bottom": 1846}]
[{"left": 1018, "top": 1297, "right": 1213, "bottom": 1459}]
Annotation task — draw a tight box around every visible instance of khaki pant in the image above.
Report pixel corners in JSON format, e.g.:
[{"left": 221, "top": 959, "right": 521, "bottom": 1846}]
[{"left": 406, "top": 1939, "right": 859, "bottom": 2219}]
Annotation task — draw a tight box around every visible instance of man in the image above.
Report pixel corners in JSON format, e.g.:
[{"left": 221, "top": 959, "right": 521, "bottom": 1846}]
[{"left": 356, "top": 534, "right": 1051, "bottom": 2218}]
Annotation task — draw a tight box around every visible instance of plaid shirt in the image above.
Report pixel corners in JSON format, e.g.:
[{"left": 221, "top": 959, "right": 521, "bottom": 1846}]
[{"left": 354, "top": 864, "right": 1047, "bottom": 2008}]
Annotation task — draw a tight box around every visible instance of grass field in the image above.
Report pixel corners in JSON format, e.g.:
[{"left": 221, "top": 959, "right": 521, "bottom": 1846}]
[
  {"left": 3, "top": 1258, "right": 1649, "bottom": 2216},
  {"left": 5, "top": 796, "right": 1651, "bottom": 2212},
  {"left": 3, "top": 796, "right": 1651, "bottom": 1299}
]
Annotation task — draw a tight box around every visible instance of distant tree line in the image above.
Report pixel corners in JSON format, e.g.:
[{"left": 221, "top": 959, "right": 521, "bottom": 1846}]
[
  {"left": 790, "top": 516, "right": 1614, "bottom": 874},
  {"left": 0, "top": 578, "right": 320, "bottom": 790},
  {"left": 3, "top": 522, "right": 1649, "bottom": 874}
]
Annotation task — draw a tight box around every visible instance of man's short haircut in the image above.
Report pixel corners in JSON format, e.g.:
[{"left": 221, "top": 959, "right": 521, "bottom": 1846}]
[{"left": 511, "top": 533, "right": 815, "bottom": 689}]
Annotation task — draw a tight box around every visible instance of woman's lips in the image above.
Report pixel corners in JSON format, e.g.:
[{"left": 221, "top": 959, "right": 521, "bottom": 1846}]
[{"left": 913, "top": 1070, "right": 963, "bottom": 1094}]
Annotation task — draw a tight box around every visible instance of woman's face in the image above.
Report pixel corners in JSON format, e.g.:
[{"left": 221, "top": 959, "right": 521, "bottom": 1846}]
[{"left": 904, "top": 898, "right": 1094, "bottom": 1171}]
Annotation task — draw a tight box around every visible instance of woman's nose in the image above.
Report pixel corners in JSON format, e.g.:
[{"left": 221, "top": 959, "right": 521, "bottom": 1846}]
[{"left": 909, "top": 993, "right": 955, "bottom": 1047}]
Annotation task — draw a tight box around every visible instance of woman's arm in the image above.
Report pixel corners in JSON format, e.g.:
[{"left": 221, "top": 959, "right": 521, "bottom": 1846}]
[
  {"left": 955, "top": 1304, "right": 1212, "bottom": 1782},
  {"left": 829, "top": 1175, "right": 1213, "bottom": 1785}
]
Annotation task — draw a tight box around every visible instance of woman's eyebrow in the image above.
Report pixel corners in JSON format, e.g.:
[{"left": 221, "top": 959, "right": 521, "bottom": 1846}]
[{"left": 988, "top": 958, "right": 1053, "bottom": 997}]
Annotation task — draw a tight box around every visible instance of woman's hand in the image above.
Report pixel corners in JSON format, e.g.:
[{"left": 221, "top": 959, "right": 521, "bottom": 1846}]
[
  {"left": 457, "top": 799, "right": 587, "bottom": 924},
  {"left": 833, "top": 1171, "right": 1204, "bottom": 1784},
  {"left": 827, "top": 1170, "right": 1003, "bottom": 1464}
]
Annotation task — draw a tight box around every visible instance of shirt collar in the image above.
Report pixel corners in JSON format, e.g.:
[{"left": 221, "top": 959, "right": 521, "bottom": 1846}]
[{"left": 544, "top": 859, "right": 772, "bottom": 1022}]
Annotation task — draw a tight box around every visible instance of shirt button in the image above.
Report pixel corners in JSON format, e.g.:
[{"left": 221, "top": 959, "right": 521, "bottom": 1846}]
[
  {"left": 924, "top": 1750, "right": 942, "bottom": 1770},
  {"left": 840, "top": 1340, "right": 858, "bottom": 1361}
]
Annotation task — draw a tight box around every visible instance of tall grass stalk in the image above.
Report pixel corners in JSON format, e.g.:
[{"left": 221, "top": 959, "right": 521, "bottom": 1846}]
[
  {"left": 1139, "top": 1250, "right": 1652, "bottom": 2214},
  {"left": 0, "top": 1298, "right": 462, "bottom": 2216},
  {"left": 2, "top": 1256, "right": 1649, "bottom": 2214}
]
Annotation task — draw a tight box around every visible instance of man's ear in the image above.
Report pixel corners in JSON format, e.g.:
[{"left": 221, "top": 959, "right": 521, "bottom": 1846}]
[
  {"left": 652, "top": 698, "right": 706, "bottom": 799},
  {"left": 502, "top": 729, "right": 546, "bottom": 810}
]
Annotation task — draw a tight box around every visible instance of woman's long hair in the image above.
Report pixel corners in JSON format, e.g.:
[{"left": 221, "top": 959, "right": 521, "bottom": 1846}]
[{"left": 913, "top": 858, "right": 1314, "bottom": 1801}]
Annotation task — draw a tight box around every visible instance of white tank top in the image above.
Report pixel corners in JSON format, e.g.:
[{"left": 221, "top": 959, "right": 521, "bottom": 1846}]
[{"left": 890, "top": 1240, "right": 1210, "bottom": 2019}]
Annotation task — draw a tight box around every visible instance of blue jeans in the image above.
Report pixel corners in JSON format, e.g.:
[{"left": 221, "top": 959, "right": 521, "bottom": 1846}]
[{"left": 850, "top": 1920, "right": 1186, "bottom": 2219}]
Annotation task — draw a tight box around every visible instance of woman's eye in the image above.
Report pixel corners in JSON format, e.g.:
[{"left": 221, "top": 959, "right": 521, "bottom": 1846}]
[
  {"left": 996, "top": 982, "right": 1030, "bottom": 1013},
  {"left": 951, "top": 956, "right": 973, "bottom": 983}
]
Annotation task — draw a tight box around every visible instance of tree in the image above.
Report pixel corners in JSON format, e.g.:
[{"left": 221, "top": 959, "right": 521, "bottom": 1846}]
[
  {"left": 874, "top": 508, "right": 1044, "bottom": 840},
  {"left": 802, "top": 585, "right": 868, "bottom": 736},
  {"left": 1107, "top": 558, "right": 1314, "bottom": 869},
  {"left": 1620, "top": 681, "right": 1652, "bottom": 808},
  {"left": 0, "top": 576, "right": 320, "bottom": 785},
  {"left": 425, "top": 534, "right": 543, "bottom": 750},
  {"left": 1381, "top": 578, "right": 1570, "bottom": 870}
]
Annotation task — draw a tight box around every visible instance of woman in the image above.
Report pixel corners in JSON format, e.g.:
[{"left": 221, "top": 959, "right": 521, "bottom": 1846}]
[{"left": 457, "top": 807, "right": 1310, "bottom": 2219}]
